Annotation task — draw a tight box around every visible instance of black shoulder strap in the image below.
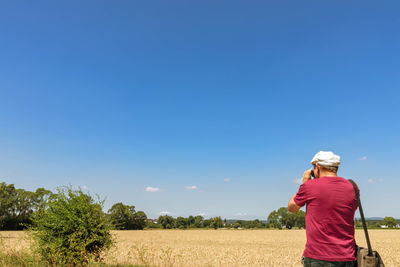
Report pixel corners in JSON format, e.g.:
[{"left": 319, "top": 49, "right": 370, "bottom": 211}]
[{"left": 348, "top": 179, "right": 373, "bottom": 256}]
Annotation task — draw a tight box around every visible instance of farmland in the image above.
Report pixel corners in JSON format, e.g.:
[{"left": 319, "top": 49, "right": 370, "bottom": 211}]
[{"left": 1, "top": 229, "right": 399, "bottom": 266}]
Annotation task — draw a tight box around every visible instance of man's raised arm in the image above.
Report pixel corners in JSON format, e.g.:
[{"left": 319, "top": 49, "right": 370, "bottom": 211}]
[{"left": 288, "top": 193, "right": 301, "bottom": 213}]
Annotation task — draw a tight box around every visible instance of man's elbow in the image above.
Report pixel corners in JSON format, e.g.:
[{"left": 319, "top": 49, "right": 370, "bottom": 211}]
[
  {"left": 288, "top": 201, "right": 300, "bottom": 213},
  {"left": 287, "top": 205, "right": 297, "bottom": 213}
]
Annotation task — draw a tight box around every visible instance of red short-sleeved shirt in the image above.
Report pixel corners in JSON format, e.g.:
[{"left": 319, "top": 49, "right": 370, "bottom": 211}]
[{"left": 294, "top": 176, "right": 358, "bottom": 261}]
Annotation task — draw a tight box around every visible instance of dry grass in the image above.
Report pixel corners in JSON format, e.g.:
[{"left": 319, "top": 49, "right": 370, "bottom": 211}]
[{"left": 1, "top": 229, "right": 399, "bottom": 266}]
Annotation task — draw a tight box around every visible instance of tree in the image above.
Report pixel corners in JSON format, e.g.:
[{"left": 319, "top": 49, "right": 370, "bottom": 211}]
[
  {"left": 210, "top": 217, "right": 223, "bottom": 229},
  {"left": 133, "top": 211, "right": 147, "bottom": 230},
  {"left": 267, "top": 210, "right": 281, "bottom": 229},
  {"left": 187, "top": 215, "right": 195, "bottom": 227},
  {"left": 108, "top": 203, "right": 136, "bottom": 230},
  {"left": 175, "top": 216, "right": 188, "bottom": 229},
  {"left": 382, "top": 217, "right": 396, "bottom": 228},
  {"left": 29, "top": 187, "right": 113, "bottom": 265},
  {"left": 268, "top": 207, "right": 305, "bottom": 229},
  {"left": 295, "top": 210, "right": 306, "bottom": 228},
  {"left": 194, "top": 215, "right": 204, "bottom": 228},
  {"left": 0, "top": 183, "right": 19, "bottom": 229},
  {"left": 158, "top": 215, "right": 175, "bottom": 229},
  {"left": 0, "top": 182, "right": 53, "bottom": 230},
  {"left": 108, "top": 203, "right": 147, "bottom": 230},
  {"left": 232, "top": 222, "right": 241, "bottom": 229}
]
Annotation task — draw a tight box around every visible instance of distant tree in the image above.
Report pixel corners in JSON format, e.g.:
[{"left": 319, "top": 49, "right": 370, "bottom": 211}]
[
  {"left": 268, "top": 207, "right": 305, "bottom": 229},
  {"left": 368, "top": 221, "right": 381, "bottom": 228},
  {"left": 295, "top": 210, "right": 306, "bottom": 228},
  {"left": 175, "top": 216, "right": 188, "bottom": 229},
  {"left": 382, "top": 217, "right": 396, "bottom": 228},
  {"left": 0, "top": 182, "right": 18, "bottom": 229},
  {"left": 210, "top": 217, "right": 223, "bottom": 229},
  {"left": 267, "top": 210, "right": 281, "bottom": 229},
  {"left": 132, "top": 211, "right": 147, "bottom": 230},
  {"left": 187, "top": 216, "right": 195, "bottom": 227},
  {"left": 108, "top": 203, "right": 147, "bottom": 230},
  {"left": 0, "top": 182, "right": 53, "bottom": 230},
  {"left": 146, "top": 219, "right": 161, "bottom": 229},
  {"left": 232, "top": 222, "right": 241, "bottom": 229},
  {"left": 354, "top": 219, "right": 362, "bottom": 228},
  {"left": 203, "top": 219, "right": 211, "bottom": 228},
  {"left": 158, "top": 215, "right": 175, "bottom": 229},
  {"left": 108, "top": 203, "right": 136, "bottom": 230},
  {"left": 248, "top": 219, "right": 264, "bottom": 229},
  {"left": 194, "top": 215, "right": 204, "bottom": 228}
]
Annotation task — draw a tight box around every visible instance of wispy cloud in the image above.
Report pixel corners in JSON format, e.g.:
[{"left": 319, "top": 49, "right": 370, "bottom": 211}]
[
  {"left": 360, "top": 156, "right": 367, "bottom": 161},
  {"left": 198, "top": 212, "right": 206, "bottom": 217},
  {"left": 292, "top": 178, "right": 302, "bottom": 185},
  {"left": 234, "top": 212, "right": 247, "bottom": 217},
  {"left": 367, "top": 178, "right": 384, "bottom": 183},
  {"left": 145, "top": 186, "right": 161, "bottom": 192},
  {"left": 159, "top": 211, "right": 171, "bottom": 216},
  {"left": 185, "top": 185, "right": 197, "bottom": 190},
  {"left": 81, "top": 185, "right": 88, "bottom": 190},
  {"left": 223, "top": 178, "right": 231, "bottom": 182}
]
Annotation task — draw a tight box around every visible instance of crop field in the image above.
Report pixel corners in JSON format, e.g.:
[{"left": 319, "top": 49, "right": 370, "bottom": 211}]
[{"left": 1, "top": 229, "right": 399, "bottom": 266}]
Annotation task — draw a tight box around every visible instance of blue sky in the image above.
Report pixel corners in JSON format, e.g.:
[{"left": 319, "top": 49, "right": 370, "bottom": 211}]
[{"left": 1, "top": 1, "right": 399, "bottom": 219}]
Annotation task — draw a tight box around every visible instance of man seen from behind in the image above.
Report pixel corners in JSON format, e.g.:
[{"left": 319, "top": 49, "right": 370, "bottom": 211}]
[{"left": 288, "top": 151, "right": 358, "bottom": 267}]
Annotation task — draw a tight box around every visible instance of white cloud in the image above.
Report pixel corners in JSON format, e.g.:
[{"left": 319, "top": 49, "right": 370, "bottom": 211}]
[
  {"left": 223, "top": 178, "right": 231, "bottom": 182},
  {"left": 367, "top": 178, "right": 384, "bottom": 183},
  {"left": 81, "top": 185, "right": 88, "bottom": 190},
  {"left": 145, "top": 186, "right": 161, "bottom": 192},
  {"left": 292, "top": 178, "right": 302, "bottom": 185},
  {"left": 159, "top": 211, "right": 171, "bottom": 216},
  {"left": 234, "top": 212, "right": 247, "bottom": 217},
  {"left": 360, "top": 156, "right": 367, "bottom": 161},
  {"left": 185, "top": 185, "right": 197, "bottom": 190},
  {"left": 198, "top": 212, "right": 206, "bottom": 217}
]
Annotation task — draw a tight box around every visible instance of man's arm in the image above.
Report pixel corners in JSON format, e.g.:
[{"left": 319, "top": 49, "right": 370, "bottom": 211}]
[
  {"left": 288, "top": 168, "right": 312, "bottom": 213},
  {"left": 288, "top": 193, "right": 301, "bottom": 213}
]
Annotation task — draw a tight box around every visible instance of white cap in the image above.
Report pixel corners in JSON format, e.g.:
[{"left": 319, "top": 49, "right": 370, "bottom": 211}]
[{"left": 311, "top": 151, "right": 341, "bottom": 167}]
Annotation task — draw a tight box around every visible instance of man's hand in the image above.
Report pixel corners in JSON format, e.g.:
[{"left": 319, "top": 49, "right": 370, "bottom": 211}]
[{"left": 303, "top": 168, "right": 313, "bottom": 184}]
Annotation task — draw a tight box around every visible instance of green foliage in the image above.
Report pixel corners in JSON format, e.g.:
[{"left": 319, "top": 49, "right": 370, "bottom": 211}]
[
  {"left": 108, "top": 203, "right": 147, "bottom": 230},
  {"left": 267, "top": 207, "right": 305, "bottom": 229},
  {"left": 158, "top": 215, "right": 175, "bottom": 229},
  {"left": 0, "top": 182, "right": 52, "bottom": 230},
  {"left": 193, "top": 216, "right": 204, "bottom": 228},
  {"left": 175, "top": 216, "right": 188, "bottom": 229},
  {"left": 267, "top": 210, "right": 281, "bottom": 229},
  {"left": 146, "top": 220, "right": 161, "bottom": 229},
  {"left": 227, "top": 219, "right": 267, "bottom": 229},
  {"left": 133, "top": 211, "right": 148, "bottom": 230},
  {"left": 29, "top": 187, "right": 113, "bottom": 265},
  {"left": 210, "top": 217, "right": 223, "bottom": 229},
  {"left": 382, "top": 216, "right": 396, "bottom": 228}
]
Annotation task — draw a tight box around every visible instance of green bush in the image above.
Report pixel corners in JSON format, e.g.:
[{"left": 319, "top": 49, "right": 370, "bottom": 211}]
[{"left": 28, "top": 187, "right": 113, "bottom": 265}]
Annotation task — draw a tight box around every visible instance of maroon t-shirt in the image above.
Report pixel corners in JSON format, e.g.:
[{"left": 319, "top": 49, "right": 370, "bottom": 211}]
[{"left": 294, "top": 176, "right": 358, "bottom": 261}]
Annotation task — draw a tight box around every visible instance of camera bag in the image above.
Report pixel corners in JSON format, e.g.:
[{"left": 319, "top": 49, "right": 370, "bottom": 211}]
[{"left": 348, "top": 179, "right": 385, "bottom": 267}]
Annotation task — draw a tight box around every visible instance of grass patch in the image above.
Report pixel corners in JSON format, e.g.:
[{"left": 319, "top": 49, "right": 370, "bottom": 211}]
[{"left": 0, "top": 251, "right": 143, "bottom": 267}]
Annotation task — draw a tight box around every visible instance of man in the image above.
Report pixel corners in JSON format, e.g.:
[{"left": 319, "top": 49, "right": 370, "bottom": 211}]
[{"left": 288, "top": 151, "right": 358, "bottom": 267}]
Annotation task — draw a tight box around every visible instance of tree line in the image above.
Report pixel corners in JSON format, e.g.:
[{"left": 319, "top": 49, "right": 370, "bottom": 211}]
[
  {"left": 0, "top": 182, "right": 302, "bottom": 230},
  {"left": 1, "top": 182, "right": 397, "bottom": 231},
  {"left": 0, "top": 182, "right": 147, "bottom": 230}
]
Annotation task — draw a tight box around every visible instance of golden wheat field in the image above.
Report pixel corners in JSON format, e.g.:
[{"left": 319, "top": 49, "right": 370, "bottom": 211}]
[{"left": 1, "top": 229, "right": 399, "bottom": 267}]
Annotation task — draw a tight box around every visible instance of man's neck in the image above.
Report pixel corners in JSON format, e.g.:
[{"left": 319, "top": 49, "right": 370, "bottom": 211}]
[{"left": 319, "top": 171, "right": 337, "bottom": 177}]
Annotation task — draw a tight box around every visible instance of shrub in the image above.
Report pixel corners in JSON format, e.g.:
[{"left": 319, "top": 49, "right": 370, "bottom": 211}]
[{"left": 28, "top": 187, "right": 113, "bottom": 265}]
